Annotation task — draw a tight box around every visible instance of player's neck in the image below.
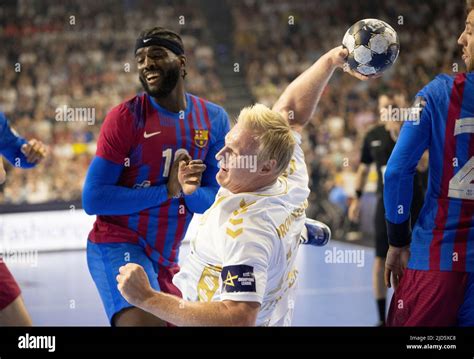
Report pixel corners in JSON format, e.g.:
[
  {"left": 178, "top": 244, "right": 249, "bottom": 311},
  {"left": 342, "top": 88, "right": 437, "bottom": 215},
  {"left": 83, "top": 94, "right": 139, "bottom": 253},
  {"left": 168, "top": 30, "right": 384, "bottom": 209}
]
[
  {"left": 230, "top": 176, "right": 279, "bottom": 194},
  {"left": 152, "top": 84, "right": 187, "bottom": 113}
]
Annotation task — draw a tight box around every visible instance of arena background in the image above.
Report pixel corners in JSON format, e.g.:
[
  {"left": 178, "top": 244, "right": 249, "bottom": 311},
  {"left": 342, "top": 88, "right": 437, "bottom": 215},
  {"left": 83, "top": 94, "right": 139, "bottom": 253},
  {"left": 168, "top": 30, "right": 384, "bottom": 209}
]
[{"left": 0, "top": 0, "right": 466, "bottom": 325}]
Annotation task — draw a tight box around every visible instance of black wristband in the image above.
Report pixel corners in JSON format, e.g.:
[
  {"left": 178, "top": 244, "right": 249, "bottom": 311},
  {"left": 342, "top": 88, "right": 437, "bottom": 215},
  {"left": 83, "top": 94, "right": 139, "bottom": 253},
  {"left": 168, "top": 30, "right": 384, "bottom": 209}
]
[
  {"left": 355, "top": 190, "right": 363, "bottom": 199},
  {"left": 386, "top": 217, "right": 412, "bottom": 247}
]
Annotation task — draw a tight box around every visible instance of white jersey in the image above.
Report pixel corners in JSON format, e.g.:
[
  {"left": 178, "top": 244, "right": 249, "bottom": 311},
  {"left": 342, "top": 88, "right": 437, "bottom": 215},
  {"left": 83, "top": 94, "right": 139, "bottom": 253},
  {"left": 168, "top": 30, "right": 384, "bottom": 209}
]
[{"left": 173, "top": 132, "right": 310, "bottom": 326}]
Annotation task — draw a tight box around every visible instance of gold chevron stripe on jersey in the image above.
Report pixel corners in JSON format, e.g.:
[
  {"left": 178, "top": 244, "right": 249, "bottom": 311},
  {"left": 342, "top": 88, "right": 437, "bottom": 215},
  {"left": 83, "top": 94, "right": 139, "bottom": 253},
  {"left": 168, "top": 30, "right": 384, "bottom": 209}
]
[{"left": 226, "top": 227, "right": 243, "bottom": 238}]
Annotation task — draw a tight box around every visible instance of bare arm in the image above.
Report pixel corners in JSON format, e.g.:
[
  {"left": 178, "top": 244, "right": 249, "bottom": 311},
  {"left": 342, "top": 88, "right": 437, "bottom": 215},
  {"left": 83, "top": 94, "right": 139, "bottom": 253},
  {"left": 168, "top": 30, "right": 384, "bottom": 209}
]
[
  {"left": 348, "top": 163, "right": 370, "bottom": 222},
  {"left": 272, "top": 46, "right": 370, "bottom": 133},
  {"left": 116, "top": 263, "right": 260, "bottom": 326},
  {"left": 140, "top": 292, "right": 260, "bottom": 327},
  {"left": 0, "top": 157, "right": 5, "bottom": 185},
  {"left": 354, "top": 163, "right": 370, "bottom": 194}
]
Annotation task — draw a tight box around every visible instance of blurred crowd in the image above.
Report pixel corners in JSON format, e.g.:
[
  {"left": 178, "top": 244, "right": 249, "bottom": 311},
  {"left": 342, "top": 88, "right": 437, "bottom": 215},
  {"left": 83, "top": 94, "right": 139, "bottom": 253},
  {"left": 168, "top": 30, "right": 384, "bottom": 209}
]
[
  {"left": 0, "top": 0, "right": 466, "bottom": 212},
  {"left": 0, "top": 0, "right": 225, "bottom": 204},
  {"left": 230, "top": 0, "right": 465, "bottom": 219}
]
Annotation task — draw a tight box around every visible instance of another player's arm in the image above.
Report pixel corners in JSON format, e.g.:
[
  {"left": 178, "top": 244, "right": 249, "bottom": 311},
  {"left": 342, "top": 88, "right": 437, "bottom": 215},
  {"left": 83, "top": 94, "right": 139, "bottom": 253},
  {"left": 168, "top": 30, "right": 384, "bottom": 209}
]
[
  {"left": 183, "top": 109, "right": 230, "bottom": 213},
  {"left": 272, "top": 46, "right": 369, "bottom": 132},
  {"left": 116, "top": 266, "right": 259, "bottom": 326},
  {"left": 0, "top": 113, "right": 46, "bottom": 168},
  {"left": 82, "top": 157, "right": 172, "bottom": 215},
  {"left": 82, "top": 107, "right": 172, "bottom": 215},
  {"left": 348, "top": 163, "right": 370, "bottom": 222},
  {"left": 0, "top": 157, "right": 6, "bottom": 184},
  {"left": 384, "top": 92, "right": 432, "bottom": 289},
  {"left": 348, "top": 132, "right": 373, "bottom": 222},
  {"left": 117, "top": 213, "right": 273, "bottom": 326}
]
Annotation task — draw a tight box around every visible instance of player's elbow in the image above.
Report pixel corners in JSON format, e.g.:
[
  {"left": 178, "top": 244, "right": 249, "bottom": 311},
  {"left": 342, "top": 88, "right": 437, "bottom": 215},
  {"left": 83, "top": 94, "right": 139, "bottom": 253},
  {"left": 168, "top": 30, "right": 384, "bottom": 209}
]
[
  {"left": 82, "top": 183, "right": 101, "bottom": 215},
  {"left": 223, "top": 301, "right": 260, "bottom": 326},
  {"left": 234, "top": 312, "right": 258, "bottom": 326},
  {"left": 383, "top": 162, "right": 404, "bottom": 186}
]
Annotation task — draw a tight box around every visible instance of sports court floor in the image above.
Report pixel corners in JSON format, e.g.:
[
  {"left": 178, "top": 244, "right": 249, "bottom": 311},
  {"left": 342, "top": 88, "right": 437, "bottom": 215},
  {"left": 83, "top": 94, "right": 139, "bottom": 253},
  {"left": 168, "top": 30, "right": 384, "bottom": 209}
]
[{"left": 7, "top": 240, "right": 393, "bottom": 326}]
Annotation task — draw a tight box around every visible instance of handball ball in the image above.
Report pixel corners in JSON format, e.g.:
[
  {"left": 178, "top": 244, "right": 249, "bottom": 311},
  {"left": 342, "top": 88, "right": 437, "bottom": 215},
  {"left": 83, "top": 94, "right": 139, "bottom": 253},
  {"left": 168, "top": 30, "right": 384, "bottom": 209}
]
[{"left": 342, "top": 18, "right": 400, "bottom": 76}]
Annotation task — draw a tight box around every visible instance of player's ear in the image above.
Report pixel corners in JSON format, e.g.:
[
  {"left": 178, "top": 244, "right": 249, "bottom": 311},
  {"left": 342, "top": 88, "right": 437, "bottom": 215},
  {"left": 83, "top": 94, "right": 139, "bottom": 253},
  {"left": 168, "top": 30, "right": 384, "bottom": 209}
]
[
  {"left": 179, "top": 55, "right": 187, "bottom": 77},
  {"left": 260, "top": 159, "right": 277, "bottom": 175}
]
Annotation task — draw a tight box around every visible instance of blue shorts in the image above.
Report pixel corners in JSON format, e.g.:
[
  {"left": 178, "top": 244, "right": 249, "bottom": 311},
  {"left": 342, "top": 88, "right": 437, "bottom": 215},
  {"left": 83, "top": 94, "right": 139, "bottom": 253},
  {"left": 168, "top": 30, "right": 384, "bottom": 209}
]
[{"left": 87, "top": 240, "right": 180, "bottom": 325}]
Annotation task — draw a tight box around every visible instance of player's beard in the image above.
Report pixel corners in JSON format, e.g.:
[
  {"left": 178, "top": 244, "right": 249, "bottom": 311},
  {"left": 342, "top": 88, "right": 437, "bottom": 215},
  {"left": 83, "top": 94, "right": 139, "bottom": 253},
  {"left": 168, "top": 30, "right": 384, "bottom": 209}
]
[{"left": 140, "top": 65, "right": 181, "bottom": 98}]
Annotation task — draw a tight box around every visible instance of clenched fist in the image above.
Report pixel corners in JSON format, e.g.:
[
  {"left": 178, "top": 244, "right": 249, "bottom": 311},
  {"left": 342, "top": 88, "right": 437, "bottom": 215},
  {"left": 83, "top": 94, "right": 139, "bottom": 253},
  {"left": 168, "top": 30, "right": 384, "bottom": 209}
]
[
  {"left": 116, "top": 263, "right": 155, "bottom": 308},
  {"left": 21, "top": 139, "right": 47, "bottom": 164}
]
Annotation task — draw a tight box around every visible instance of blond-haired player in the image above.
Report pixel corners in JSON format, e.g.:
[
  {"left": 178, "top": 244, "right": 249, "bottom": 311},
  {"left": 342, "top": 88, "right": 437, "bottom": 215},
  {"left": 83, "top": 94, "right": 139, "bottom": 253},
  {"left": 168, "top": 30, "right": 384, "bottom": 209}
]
[{"left": 116, "top": 46, "right": 369, "bottom": 326}]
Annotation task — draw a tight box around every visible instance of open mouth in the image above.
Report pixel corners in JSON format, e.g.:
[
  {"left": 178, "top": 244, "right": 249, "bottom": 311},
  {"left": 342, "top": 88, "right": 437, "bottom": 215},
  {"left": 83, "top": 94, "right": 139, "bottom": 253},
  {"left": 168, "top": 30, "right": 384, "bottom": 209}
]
[
  {"left": 462, "top": 50, "right": 469, "bottom": 62},
  {"left": 145, "top": 72, "right": 161, "bottom": 84}
]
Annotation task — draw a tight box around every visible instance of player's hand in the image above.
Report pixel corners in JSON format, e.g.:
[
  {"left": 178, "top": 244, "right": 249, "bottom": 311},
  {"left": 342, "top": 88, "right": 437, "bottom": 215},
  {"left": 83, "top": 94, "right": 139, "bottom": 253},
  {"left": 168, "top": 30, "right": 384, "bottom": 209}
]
[
  {"left": 0, "top": 157, "right": 6, "bottom": 185},
  {"left": 178, "top": 159, "right": 206, "bottom": 195},
  {"left": 21, "top": 139, "right": 48, "bottom": 164},
  {"left": 384, "top": 244, "right": 410, "bottom": 290},
  {"left": 116, "top": 263, "right": 155, "bottom": 309},
  {"left": 167, "top": 153, "right": 192, "bottom": 198},
  {"left": 348, "top": 198, "right": 361, "bottom": 223},
  {"left": 329, "top": 46, "right": 381, "bottom": 81}
]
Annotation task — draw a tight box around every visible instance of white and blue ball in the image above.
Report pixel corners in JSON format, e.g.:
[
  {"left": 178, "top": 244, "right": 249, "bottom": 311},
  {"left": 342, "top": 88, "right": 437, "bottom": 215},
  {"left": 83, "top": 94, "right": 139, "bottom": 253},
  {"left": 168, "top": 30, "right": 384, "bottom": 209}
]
[{"left": 342, "top": 18, "right": 400, "bottom": 76}]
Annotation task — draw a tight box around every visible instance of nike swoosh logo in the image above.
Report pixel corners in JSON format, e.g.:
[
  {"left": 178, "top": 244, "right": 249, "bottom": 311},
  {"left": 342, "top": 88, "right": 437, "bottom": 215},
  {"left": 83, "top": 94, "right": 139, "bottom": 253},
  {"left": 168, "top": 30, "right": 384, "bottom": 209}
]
[
  {"left": 143, "top": 38, "right": 152, "bottom": 43},
  {"left": 144, "top": 131, "right": 161, "bottom": 138}
]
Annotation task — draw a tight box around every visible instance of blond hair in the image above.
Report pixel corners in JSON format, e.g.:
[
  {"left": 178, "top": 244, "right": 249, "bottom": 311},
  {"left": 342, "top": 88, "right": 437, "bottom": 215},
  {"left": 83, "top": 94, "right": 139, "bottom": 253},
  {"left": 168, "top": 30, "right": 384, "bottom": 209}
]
[{"left": 237, "top": 104, "right": 296, "bottom": 175}]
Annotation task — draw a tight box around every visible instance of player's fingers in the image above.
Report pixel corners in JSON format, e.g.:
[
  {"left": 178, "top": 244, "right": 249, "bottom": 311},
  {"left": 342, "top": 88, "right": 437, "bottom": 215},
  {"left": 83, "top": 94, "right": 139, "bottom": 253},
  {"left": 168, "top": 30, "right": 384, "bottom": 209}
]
[
  {"left": 392, "top": 271, "right": 400, "bottom": 290},
  {"left": 31, "top": 141, "right": 41, "bottom": 153},
  {"left": 184, "top": 174, "right": 201, "bottom": 181},
  {"left": 354, "top": 72, "right": 371, "bottom": 81},
  {"left": 339, "top": 47, "right": 349, "bottom": 59},
  {"left": 369, "top": 73, "right": 383, "bottom": 79},
  {"left": 184, "top": 175, "right": 201, "bottom": 183},
  {"left": 176, "top": 153, "right": 191, "bottom": 164},
  {"left": 27, "top": 152, "right": 39, "bottom": 163},
  {"left": 184, "top": 180, "right": 200, "bottom": 186},
  {"left": 184, "top": 172, "right": 203, "bottom": 180},
  {"left": 28, "top": 150, "right": 41, "bottom": 163},
  {"left": 384, "top": 267, "right": 392, "bottom": 288},
  {"left": 186, "top": 164, "right": 206, "bottom": 172},
  {"left": 178, "top": 161, "right": 187, "bottom": 171},
  {"left": 188, "top": 159, "right": 203, "bottom": 165},
  {"left": 33, "top": 143, "right": 46, "bottom": 160}
]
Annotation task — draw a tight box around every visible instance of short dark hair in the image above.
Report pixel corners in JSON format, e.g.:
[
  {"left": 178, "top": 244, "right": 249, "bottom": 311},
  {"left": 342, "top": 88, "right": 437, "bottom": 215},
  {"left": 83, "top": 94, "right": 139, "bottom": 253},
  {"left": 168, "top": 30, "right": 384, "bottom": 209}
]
[
  {"left": 137, "top": 27, "right": 184, "bottom": 49},
  {"left": 468, "top": 0, "right": 474, "bottom": 13}
]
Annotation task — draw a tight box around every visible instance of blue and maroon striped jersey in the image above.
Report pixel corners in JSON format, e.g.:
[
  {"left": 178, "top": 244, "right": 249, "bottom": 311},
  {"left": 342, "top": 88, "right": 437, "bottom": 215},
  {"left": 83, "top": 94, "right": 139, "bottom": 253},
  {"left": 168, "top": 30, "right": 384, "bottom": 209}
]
[
  {"left": 88, "top": 92, "right": 230, "bottom": 267},
  {"left": 385, "top": 72, "right": 474, "bottom": 272}
]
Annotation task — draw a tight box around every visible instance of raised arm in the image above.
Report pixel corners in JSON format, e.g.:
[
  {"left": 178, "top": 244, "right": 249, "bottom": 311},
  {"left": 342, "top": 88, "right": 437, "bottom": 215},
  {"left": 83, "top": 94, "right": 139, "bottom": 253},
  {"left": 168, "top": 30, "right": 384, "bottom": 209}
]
[{"left": 272, "top": 46, "right": 370, "bottom": 132}]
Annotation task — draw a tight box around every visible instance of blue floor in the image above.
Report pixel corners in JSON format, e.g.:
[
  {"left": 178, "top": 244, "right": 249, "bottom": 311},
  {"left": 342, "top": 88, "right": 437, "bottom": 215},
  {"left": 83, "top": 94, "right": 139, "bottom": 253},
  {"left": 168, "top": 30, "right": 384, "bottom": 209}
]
[{"left": 7, "top": 240, "right": 392, "bottom": 326}]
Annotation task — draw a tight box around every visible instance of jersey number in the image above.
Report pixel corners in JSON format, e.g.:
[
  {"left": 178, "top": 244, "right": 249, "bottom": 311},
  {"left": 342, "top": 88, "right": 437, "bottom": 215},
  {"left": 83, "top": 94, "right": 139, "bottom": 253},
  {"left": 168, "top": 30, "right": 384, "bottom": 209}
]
[
  {"left": 448, "top": 118, "right": 474, "bottom": 200},
  {"left": 162, "top": 148, "right": 190, "bottom": 178}
]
